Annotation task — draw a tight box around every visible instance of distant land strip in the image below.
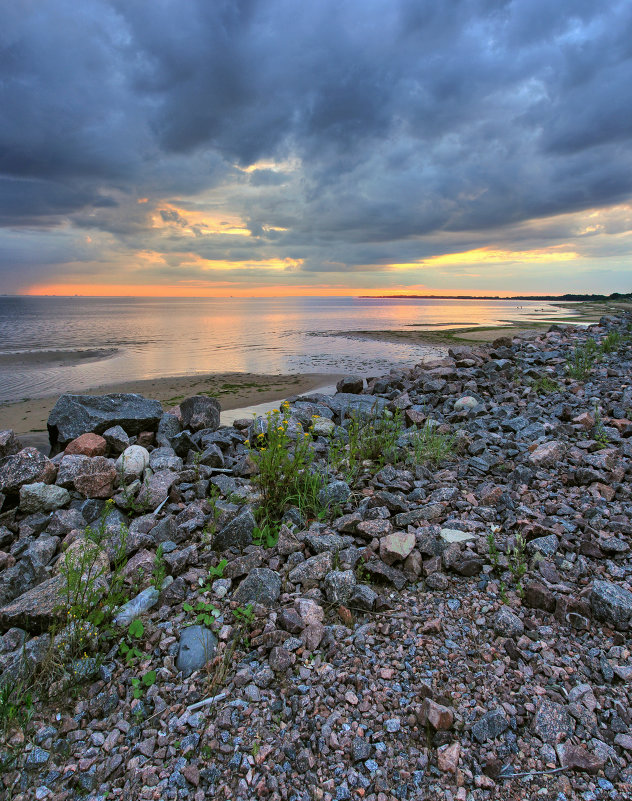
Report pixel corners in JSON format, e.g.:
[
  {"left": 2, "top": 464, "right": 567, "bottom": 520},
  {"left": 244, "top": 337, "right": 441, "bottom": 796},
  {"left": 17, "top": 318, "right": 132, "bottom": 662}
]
[{"left": 358, "top": 292, "right": 632, "bottom": 301}]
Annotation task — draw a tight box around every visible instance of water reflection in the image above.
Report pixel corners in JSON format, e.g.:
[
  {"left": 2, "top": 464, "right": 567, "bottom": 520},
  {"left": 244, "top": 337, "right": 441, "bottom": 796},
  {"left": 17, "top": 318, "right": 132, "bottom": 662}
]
[{"left": 0, "top": 296, "right": 574, "bottom": 402}]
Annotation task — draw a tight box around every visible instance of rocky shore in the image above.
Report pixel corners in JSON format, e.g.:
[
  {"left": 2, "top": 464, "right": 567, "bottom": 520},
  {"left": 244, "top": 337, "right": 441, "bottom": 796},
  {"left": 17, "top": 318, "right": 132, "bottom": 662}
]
[{"left": 1, "top": 314, "right": 632, "bottom": 800}]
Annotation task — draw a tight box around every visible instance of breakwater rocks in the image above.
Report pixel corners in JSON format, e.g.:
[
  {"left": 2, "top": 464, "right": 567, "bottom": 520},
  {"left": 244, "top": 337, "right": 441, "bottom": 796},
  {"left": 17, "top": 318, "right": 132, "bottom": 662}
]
[{"left": 1, "top": 314, "right": 632, "bottom": 800}]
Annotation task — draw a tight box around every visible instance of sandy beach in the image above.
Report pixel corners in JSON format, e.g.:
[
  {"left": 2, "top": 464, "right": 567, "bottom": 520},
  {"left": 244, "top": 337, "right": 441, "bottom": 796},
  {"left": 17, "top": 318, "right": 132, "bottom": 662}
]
[{"left": 0, "top": 371, "right": 339, "bottom": 444}]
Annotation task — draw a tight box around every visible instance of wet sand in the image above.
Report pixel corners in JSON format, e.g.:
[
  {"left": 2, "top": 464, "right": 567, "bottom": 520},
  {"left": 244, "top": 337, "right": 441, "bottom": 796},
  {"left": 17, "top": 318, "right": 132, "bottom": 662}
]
[
  {"left": 0, "top": 371, "right": 339, "bottom": 443},
  {"left": 329, "top": 299, "right": 609, "bottom": 347}
]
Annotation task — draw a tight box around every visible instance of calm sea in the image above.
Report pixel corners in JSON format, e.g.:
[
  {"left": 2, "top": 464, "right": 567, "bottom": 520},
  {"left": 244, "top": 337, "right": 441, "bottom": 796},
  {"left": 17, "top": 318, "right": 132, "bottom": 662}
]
[{"left": 0, "top": 296, "right": 571, "bottom": 403}]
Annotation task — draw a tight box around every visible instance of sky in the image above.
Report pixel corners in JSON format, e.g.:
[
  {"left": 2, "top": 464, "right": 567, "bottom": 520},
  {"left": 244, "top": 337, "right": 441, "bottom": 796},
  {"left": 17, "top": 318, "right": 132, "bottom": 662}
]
[{"left": 0, "top": 0, "right": 631, "bottom": 297}]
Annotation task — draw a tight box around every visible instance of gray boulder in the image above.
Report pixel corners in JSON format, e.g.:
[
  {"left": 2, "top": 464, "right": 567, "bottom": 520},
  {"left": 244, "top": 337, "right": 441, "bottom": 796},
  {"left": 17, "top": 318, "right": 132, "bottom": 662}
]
[
  {"left": 323, "top": 570, "right": 356, "bottom": 604},
  {"left": 102, "top": 425, "right": 129, "bottom": 454},
  {"left": 156, "top": 413, "right": 181, "bottom": 447},
  {"left": 180, "top": 396, "right": 221, "bottom": 433},
  {"left": 591, "top": 580, "right": 632, "bottom": 630},
  {"left": 47, "top": 393, "right": 162, "bottom": 450},
  {"left": 233, "top": 568, "right": 281, "bottom": 606},
  {"left": 318, "top": 480, "right": 351, "bottom": 508},
  {"left": 19, "top": 482, "right": 70, "bottom": 513},
  {"left": 213, "top": 507, "right": 256, "bottom": 551},
  {"left": 336, "top": 376, "right": 364, "bottom": 394},
  {"left": 176, "top": 625, "right": 217, "bottom": 677},
  {"left": 0, "top": 448, "right": 56, "bottom": 495}
]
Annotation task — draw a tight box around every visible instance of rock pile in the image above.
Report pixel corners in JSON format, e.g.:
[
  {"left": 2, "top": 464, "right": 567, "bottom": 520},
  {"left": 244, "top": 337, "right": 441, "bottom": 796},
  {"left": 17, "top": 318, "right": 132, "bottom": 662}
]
[{"left": 1, "top": 314, "right": 632, "bottom": 800}]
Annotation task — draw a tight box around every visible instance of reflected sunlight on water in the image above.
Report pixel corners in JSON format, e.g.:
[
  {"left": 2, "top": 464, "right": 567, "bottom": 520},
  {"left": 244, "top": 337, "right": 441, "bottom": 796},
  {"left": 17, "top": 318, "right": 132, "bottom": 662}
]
[{"left": 0, "top": 296, "right": 573, "bottom": 402}]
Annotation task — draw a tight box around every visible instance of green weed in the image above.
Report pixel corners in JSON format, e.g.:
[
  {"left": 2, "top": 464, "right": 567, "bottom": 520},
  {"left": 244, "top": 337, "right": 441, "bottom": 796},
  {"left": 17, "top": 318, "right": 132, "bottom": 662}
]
[
  {"left": 183, "top": 599, "right": 221, "bottom": 626},
  {"left": 119, "top": 619, "right": 145, "bottom": 666},
  {"left": 246, "top": 402, "right": 328, "bottom": 524},
  {"left": 566, "top": 338, "right": 598, "bottom": 380},
  {"left": 530, "top": 376, "right": 561, "bottom": 395},
  {"left": 252, "top": 522, "right": 280, "bottom": 548},
  {"left": 151, "top": 544, "right": 167, "bottom": 591},
  {"left": 131, "top": 670, "right": 156, "bottom": 699},
  {"left": 407, "top": 420, "right": 455, "bottom": 465}
]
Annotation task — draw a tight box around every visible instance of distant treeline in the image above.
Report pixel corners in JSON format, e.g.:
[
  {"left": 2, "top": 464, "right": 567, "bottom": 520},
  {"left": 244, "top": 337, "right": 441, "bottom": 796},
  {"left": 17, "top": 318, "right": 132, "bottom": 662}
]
[{"left": 360, "top": 292, "right": 632, "bottom": 301}]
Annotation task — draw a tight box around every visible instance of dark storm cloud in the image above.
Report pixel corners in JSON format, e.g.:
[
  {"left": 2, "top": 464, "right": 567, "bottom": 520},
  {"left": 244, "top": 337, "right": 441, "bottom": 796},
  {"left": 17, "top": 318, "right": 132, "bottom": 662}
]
[{"left": 0, "top": 0, "right": 631, "bottom": 286}]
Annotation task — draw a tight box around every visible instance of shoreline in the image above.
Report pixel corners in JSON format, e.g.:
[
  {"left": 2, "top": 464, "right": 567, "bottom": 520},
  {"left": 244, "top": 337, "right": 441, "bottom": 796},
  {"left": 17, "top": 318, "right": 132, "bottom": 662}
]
[
  {"left": 0, "top": 371, "right": 340, "bottom": 444},
  {"left": 326, "top": 300, "right": 614, "bottom": 347}
]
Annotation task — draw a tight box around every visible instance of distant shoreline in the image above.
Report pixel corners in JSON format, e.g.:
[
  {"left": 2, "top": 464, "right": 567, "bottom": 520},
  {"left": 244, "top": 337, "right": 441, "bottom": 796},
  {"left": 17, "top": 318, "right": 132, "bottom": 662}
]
[{"left": 358, "top": 293, "right": 632, "bottom": 301}]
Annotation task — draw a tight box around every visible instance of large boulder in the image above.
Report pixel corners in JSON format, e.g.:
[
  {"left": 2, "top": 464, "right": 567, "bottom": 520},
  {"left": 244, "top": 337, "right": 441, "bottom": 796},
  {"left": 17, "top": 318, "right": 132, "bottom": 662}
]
[
  {"left": 19, "top": 482, "right": 70, "bottom": 513},
  {"left": 47, "top": 393, "right": 163, "bottom": 450},
  {"left": 0, "top": 448, "right": 56, "bottom": 495},
  {"left": 591, "top": 580, "right": 632, "bottom": 630},
  {"left": 0, "top": 575, "right": 66, "bottom": 633},
  {"left": 179, "top": 395, "right": 221, "bottom": 433}
]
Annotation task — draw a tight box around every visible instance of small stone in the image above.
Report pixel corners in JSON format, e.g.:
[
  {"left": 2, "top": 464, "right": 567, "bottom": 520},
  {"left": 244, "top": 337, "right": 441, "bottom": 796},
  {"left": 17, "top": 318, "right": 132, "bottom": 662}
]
[
  {"left": 492, "top": 607, "right": 524, "bottom": 638},
  {"left": 301, "top": 622, "right": 325, "bottom": 650},
  {"left": 232, "top": 568, "right": 281, "bottom": 606},
  {"left": 180, "top": 395, "right": 221, "bottom": 432},
  {"left": 113, "top": 587, "right": 160, "bottom": 626},
  {"left": 102, "top": 425, "right": 130, "bottom": 453},
  {"left": 64, "top": 432, "right": 107, "bottom": 457},
  {"left": 437, "top": 741, "right": 461, "bottom": 773},
  {"left": 614, "top": 733, "right": 632, "bottom": 751},
  {"left": 556, "top": 743, "right": 605, "bottom": 774},
  {"left": 269, "top": 646, "right": 293, "bottom": 672},
  {"left": 318, "top": 480, "right": 351, "bottom": 508},
  {"left": 0, "top": 448, "right": 56, "bottom": 494},
  {"left": 440, "top": 528, "right": 475, "bottom": 544},
  {"left": 379, "top": 531, "right": 415, "bottom": 564},
  {"left": 472, "top": 709, "right": 509, "bottom": 743},
  {"left": 423, "top": 700, "right": 454, "bottom": 731},
  {"left": 0, "top": 430, "right": 22, "bottom": 459},
  {"left": 384, "top": 717, "right": 401, "bottom": 733},
  {"left": 288, "top": 552, "right": 333, "bottom": 586},
  {"left": 323, "top": 570, "right": 356, "bottom": 604},
  {"left": 526, "top": 534, "right": 559, "bottom": 557},
  {"left": 213, "top": 507, "right": 256, "bottom": 551},
  {"left": 532, "top": 698, "right": 574, "bottom": 744},
  {"left": 24, "top": 747, "right": 50, "bottom": 770},
  {"left": 176, "top": 625, "right": 218, "bottom": 677},
  {"left": 453, "top": 396, "right": 479, "bottom": 412},
  {"left": 116, "top": 445, "right": 150, "bottom": 479},
  {"left": 352, "top": 736, "right": 371, "bottom": 761},
  {"left": 528, "top": 440, "right": 566, "bottom": 467},
  {"left": 336, "top": 376, "right": 364, "bottom": 394}
]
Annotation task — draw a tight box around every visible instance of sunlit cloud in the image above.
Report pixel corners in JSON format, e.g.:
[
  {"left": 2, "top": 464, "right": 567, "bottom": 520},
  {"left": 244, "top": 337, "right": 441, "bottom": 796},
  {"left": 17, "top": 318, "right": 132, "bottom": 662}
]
[{"left": 388, "top": 247, "right": 579, "bottom": 271}]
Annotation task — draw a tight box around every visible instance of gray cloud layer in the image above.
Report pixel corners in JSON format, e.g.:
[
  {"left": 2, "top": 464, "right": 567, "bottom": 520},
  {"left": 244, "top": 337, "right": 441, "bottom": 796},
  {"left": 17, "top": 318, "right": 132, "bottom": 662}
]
[{"left": 0, "top": 0, "right": 631, "bottom": 289}]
